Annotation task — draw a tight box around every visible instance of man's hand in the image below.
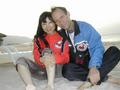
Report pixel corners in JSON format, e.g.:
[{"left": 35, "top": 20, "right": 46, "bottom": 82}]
[{"left": 88, "top": 67, "right": 100, "bottom": 85}]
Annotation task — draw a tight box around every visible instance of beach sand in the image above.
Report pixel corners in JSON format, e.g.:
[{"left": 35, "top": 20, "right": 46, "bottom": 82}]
[
  {"left": 0, "top": 62, "right": 120, "bottom": 90},
  {"left": 0, "top": 41, "right": 120, "bottom": 90}
]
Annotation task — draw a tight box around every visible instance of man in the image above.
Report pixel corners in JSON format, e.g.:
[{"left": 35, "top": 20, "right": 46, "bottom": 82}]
[{"left": 51, "top": 7, "right": 120, "bottom": 89}]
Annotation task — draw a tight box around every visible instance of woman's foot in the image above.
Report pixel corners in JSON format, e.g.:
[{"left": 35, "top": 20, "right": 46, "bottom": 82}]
[
  {"left": 77, "top": 81, "right": 93, "bottom": 90},
  {"left": 44, "top": 85, "right": 54, "bottom": 90},
  {"left": 26, "top": 84, "right": 36, "bottom": 90}
]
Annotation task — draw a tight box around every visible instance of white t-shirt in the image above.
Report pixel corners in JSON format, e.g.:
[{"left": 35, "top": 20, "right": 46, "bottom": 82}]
[{"left": 66, "top": 31, "right": 76, "bottom": 52}]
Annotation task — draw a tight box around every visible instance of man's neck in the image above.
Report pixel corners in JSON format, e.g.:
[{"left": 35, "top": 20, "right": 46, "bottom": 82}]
[{"left": 66, "top": 21, "right": 74, "bottom": 33}]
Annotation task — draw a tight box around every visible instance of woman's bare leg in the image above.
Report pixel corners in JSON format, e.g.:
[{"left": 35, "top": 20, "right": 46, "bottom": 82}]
[
  {"left": 42, "top": 53, "right": 55, "bottom": 90},
  {"left": 46, "top": 64, "right": 55, "bottom": 90},
  {"left": 17, "top": 64, "right": 36, "bottom": 90}
]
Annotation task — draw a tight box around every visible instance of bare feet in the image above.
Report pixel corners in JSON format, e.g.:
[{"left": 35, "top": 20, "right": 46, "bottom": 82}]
[
  {"left": 26, "top": 84, "right": 36, "bottom": 90},
  {"left": 77, "top": 81, "right": 93, "bottom": 90},
  {"left": 107, "top": 76, "right": 120, "bottom": 85},
  {"left": 44, "top": 85, "right": 54, "bottom": 90}
]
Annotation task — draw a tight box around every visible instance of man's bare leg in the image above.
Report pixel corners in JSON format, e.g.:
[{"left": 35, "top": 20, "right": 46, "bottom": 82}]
[
  {"left": 107, "top": 75, "right": 120, "bottom": 85},
  {"left": 77, "top": 75, "right": 120, "bottom": 90},
  {"left": 77, "top": 81, "right": 93, "bottom": 90}
]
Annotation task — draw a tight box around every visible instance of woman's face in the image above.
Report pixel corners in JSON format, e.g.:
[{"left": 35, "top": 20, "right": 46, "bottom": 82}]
[{"left": 41, "top": 17, "right": 56, "bottom": 35}]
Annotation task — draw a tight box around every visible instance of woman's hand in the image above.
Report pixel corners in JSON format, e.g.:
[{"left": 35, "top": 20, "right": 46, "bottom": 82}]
[{"left": 40, "top": 53, "right": 55, "bottom": 67}]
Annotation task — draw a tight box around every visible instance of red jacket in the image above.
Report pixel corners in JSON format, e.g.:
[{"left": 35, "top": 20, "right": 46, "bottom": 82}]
[{"left": 33, "top": 32, "right": 69, "bottom": 68}]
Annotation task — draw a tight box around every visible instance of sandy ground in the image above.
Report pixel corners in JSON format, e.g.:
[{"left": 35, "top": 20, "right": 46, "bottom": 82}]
[
  {"left": 0, "top": 63, "right": 120, "bottom": 90},
  {"left": 0, "top": 37, "right": 120, "bottom": 90}
]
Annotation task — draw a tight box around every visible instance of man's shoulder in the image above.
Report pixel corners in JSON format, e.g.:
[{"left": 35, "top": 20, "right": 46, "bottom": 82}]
[
  {"left": 76, "top": 20, "right": 90, "bottom": 26},
  {"left": 76, "top": 21, "right": 95, "bottom": 32}
]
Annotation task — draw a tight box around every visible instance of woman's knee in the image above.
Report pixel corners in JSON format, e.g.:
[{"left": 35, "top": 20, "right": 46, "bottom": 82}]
[{"left": 16, "top": 57, "right": 28, "bottom": 71}]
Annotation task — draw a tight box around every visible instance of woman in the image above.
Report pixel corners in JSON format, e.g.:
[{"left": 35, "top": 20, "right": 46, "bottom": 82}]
[{"left": 16, "top": 12, "right": 69, "bottom": 90}]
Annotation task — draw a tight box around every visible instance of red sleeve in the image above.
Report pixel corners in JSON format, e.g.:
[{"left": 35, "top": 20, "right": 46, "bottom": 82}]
[
  {"left": 33, "top": 38, "right": 45, "bottom": 68},
  {"left": 55, "top": 40, "right": 70, "bottom": 64}
]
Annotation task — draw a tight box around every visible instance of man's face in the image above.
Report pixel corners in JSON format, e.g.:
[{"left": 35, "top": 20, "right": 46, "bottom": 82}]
[{"left": 52, "top": 9, "right": 70, "bottom": 30}]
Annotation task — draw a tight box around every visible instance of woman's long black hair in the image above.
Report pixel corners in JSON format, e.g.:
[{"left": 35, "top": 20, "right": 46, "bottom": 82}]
[{"left": 34, "top": 11, "right": 57, "bottom": 47}]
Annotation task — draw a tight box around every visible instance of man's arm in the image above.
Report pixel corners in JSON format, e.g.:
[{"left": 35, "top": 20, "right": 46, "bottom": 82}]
[{"left": 84, "top": 22, "right": 104, "bottom": 84}]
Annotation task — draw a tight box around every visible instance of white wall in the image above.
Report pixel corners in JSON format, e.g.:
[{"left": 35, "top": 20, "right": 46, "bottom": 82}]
[{"left": 0, "top": 0, "right": 120, "bottom": 40}]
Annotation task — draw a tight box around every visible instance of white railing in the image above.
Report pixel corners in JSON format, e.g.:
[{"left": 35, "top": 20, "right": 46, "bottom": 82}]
[{"left": 0, "top": 45, "right": 33, "bottom": 64}]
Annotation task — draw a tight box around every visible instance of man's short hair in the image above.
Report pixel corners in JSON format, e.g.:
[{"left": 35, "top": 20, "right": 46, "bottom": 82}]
[{"left": 51, "top": 6, "right": 67, "bottom": 14}]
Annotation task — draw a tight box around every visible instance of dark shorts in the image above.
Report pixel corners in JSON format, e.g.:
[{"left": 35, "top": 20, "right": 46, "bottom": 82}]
[{"left": 16, "top": 57, "right": 63, "bottom": 80}]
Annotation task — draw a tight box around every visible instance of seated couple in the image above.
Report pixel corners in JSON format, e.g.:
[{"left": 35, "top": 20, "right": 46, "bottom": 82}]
[{"left": 16, "top": 7, "right": 120, "bottom": 90}]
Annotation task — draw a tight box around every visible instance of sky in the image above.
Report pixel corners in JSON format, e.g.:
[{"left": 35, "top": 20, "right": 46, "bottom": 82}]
[{"left": 0, "top": 0, "right": 120, "bottom": 41}]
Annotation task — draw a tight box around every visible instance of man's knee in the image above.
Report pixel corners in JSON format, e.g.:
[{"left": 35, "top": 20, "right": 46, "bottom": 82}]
[
  {"left": 108, "top": 46, "right": 120, "bottom": 53},
  {"left": 104, "top": 46, "right": 120, "bottom": 58}
]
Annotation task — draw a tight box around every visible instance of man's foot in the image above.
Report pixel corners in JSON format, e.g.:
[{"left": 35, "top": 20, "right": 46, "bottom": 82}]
[
  {"left": 77, "top": 81, "right": 93, "bottom": 90},
  {"left": 44, "top": 85, "right": 54, "bottom": 90},
  {"left": 107, "top": 76, "right": 120, "bottom": 85},
  {"left": 26, "top": 84, "right": 36, "bottom": 90}
]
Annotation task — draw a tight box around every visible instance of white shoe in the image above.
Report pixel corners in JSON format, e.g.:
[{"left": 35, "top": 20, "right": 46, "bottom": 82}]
[
  {"left": 26, "top": 84, "right": 36, "bottom": 90},
  {"left": 77, "top": 81, "right": 92, "bottom": 90}
]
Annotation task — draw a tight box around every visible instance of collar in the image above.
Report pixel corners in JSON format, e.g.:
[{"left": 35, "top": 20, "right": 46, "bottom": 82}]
[
  {"left": 45, "top": 31, "right": 58, "bottom": 38},
  {"left": 73, "top": 20, "right": 80, "bottom": 36},
  {"left": 60, "top": 20, "right": 80, "bottom": 37}
]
